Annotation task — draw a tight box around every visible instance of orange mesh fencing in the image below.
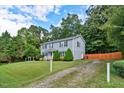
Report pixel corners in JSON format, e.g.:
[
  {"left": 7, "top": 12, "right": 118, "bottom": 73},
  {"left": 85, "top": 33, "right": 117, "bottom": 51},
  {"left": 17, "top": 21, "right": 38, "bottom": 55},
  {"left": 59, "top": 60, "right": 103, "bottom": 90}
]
[{"left": 84, "top": 52, "right": 123, "bottom": 60}]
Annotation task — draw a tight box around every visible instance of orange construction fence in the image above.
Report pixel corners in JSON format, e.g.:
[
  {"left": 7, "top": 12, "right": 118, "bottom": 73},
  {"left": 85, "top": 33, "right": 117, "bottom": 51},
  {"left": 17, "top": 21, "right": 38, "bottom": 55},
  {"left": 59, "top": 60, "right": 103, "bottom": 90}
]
[{"left": 84, "top": 52, "right": 123, "bottom": 60}]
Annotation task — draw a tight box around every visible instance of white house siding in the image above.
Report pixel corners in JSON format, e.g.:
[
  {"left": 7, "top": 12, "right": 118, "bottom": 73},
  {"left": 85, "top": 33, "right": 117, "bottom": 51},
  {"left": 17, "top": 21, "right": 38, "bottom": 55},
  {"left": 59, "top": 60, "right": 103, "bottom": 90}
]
[
  {"left": 41, "top": 35, "right": 85, "bottom": 60},
  {"left": 73, "top": 37, "right": 85, "bottom": 60}
]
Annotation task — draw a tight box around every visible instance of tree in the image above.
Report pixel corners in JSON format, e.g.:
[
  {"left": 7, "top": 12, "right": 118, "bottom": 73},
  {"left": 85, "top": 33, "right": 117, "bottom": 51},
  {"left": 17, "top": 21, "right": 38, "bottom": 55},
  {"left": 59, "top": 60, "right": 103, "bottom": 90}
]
[
  {"left": 49, "top": 25, "right": 62, "bottom": 41},
  {"left": 53, "top": 51, "right": 60, "bottom": 61},
  {"left": 64, "top": 48, "right": 73, "bottom": 61},
  {"left": 50, "top": 10, "right": 118, "bottom": 54},
  {"left": 0, "top": 25, "right": 48, "bottom": 63},
  {"left": 0, "top": 31, "right": 12, "bottom": 62},
  {"left": 50, "top": 14, "right": 83, "bottom": 40},
  {"left": 102, "top": 6, "right": 124, "bottom": 56},
  {"left": 81, "top": 5, "right": 118, "bottom": 53},
  {"left": 60, "top": 14, "right": 82, "bottom": 37},
  {"left": 17, "top": 25, "right": 48, "bottom": 60}
]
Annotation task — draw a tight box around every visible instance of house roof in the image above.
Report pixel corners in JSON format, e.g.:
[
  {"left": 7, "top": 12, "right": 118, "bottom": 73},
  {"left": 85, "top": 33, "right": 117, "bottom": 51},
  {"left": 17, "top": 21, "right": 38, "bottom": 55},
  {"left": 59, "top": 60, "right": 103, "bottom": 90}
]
[{"left": 41, "top": 34, "right": 85, "bottom": 45}]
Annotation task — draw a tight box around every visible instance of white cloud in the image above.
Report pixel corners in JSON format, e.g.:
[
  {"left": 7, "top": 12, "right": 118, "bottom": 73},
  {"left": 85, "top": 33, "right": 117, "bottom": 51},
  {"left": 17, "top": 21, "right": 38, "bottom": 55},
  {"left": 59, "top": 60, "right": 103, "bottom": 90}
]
[
  {"left": 54, "top": 6, "right": 61, "bottom": 15},
  {"left": 0, "top": 18, "right": 32, "bottom": 36},
  {"left": 0, "top": 5, "right": 32, "bottom": 36},
  {"left": 15, "top": 5, "right": 61, "bottom": 21},
  {"left": 0, "top": 5, "right": 62, "bottom": 36}
]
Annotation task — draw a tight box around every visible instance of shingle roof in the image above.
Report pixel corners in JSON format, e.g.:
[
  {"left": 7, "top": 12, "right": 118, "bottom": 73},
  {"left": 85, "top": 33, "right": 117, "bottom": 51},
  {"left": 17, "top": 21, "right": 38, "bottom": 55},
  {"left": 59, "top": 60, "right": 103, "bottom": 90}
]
[{"left": 41, "top": 34, "right": 85, "bottom": 45}]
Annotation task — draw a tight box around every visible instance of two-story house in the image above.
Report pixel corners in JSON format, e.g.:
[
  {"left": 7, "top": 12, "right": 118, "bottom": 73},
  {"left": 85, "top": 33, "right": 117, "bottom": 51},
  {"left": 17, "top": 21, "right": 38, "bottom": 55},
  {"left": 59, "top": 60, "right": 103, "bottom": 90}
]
[{"left": 41, "top": 35, "right": 85, "bottom": 60}]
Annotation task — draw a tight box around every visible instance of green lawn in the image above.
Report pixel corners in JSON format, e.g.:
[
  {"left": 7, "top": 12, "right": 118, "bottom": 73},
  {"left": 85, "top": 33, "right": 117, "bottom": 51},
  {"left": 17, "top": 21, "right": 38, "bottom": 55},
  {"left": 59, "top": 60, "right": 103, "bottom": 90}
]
[
  {"left": 1, "top": 60, "right": 123, "bottom": 88},
  {"left": 84, "top": 60, "right": 124, "bottom": 88},
  {"left": 0, "top": 60, "right": 83, "bottom": 88},
  {"left": 49, "top": 60, "right": 124, "bottom": 88}
]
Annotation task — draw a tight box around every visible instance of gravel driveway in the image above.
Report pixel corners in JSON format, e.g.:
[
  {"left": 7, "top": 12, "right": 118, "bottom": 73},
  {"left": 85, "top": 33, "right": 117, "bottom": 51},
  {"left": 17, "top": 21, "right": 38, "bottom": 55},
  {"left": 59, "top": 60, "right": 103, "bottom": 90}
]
[{"left": 28, "top": 60, "right": 102, "bottom": 88}]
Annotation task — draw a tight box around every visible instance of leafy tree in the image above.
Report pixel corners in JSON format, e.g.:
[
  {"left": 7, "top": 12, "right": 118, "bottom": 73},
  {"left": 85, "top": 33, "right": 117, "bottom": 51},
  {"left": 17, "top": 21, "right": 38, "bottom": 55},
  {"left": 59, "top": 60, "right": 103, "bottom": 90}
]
[
  {"left": 82, "top": 5, "right": 118, "bottom": 53},
  {"left": 0, "top": 52, "right": 8, "bottom": 63},
  {"left": 53, "top": 51, "right": 60, "bottom": 61},
  {"left": 60, "top": 14, "right": 82, "bottom": 37},
  {"left": 0, "top": 25, "right": 48, "bottom": 62},
  {"left": 50, "top": 14, "right": 83, "bottom": 40},
  {"left": 17, "top": 25, "right": 48, "bottom": 60},
  {"left": 49, "top": 25, "right": 62, "bottom": 41},
  {"left": 64, "top": 48, "right": 73, "bottom": 61},
  {"left": 50, "top": 11, "right": 118, "bottom": 54},
  {"left": 102, "top": 6, "right": 124, "bottom": 56},
  {"left": 0, "top": 31, "right": 13, "bottom": 62},
  {"left": 24, "top": 44, "right": 40, "bottom": 58}
]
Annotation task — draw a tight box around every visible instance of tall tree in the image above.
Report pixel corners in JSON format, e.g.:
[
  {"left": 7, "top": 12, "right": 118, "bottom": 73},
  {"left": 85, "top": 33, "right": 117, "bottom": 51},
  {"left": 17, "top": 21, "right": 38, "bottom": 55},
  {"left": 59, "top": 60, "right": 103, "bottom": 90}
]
[
  {"left": 17, "top": 25, "right": 48, "bottom": 60},
  {"left": 102, "top": 6, "right": 124, "bottom": 55},
  {"left": 50, "top": 14, "right": 83, "bottom": 40},
  {"left": 0, "top": 31, "right": 12, "bottom": 62},
  {"left": 82, "top": 5, "right": 118, "bottom": 53}
]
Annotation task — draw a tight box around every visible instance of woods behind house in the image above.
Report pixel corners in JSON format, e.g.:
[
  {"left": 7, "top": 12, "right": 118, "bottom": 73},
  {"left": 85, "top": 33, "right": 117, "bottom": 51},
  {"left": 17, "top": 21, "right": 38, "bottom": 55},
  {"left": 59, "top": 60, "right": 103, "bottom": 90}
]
[{"left": 0, "top": 5, "right": 124, "bottom": 63}]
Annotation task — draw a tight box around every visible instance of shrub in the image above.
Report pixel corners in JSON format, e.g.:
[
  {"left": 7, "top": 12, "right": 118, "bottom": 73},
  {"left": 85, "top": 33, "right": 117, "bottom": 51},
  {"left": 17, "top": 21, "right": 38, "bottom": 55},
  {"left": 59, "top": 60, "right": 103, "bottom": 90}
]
[
  {"left": 53, "top": 50, "right": 60, "bottom": 61},
  {"left": 0, "top": 53, "right": 10, "bottom": 63},
  {"left": 64, "top": 48, "right": 73, "bottom": 61},
  {"left": 113, "top": 61, "right": 124, "bottom": 78}
]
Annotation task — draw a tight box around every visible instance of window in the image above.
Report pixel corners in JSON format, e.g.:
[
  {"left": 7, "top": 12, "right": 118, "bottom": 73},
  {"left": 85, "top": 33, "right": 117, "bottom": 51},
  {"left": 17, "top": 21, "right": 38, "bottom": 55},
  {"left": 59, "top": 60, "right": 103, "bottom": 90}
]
[
  {"left": 49, "top": 44, "right": 51, "bottom": 48},
  {"left": 60, "top": 51, "right": 65, "bottom": 56},
  {"left": 45, "top": 44, "right": 47, "bottom": 49},
  {"left": 59, "top": 41, "right": 65, "bottom": 47},
  {"left": 59, "top": 42, "right": 61, "bottom": 47},
  {"left": 64, "top": 40, "right": 68, "bottom": 47},
  {"left": 61, "top": 42, "right": 64, "bottom": 47},
  {"left": 48, "top": 43, "right": 53, "bottom": 48},
  {"left": 77, "top": 41, "right": 80, "bottom": 47},
  {"left": 52, "top": 43, "right": 53, "bottom": 48}
]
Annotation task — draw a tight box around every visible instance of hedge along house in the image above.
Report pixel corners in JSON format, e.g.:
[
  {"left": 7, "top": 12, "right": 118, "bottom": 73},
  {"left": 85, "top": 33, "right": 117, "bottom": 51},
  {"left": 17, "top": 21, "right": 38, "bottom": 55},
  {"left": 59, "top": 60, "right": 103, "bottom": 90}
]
[{"left": 41, "top": 35, "right": 85, "bottom": 60}]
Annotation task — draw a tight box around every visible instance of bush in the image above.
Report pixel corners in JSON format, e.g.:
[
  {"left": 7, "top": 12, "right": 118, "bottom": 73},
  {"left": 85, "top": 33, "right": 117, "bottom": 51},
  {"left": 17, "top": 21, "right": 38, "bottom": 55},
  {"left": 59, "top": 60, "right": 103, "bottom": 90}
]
[
  {"left": 113, "top": 61, "right": 124, "bottom": 78},
  {"left": 53, "top": 50, "right": 60, "bottom": 61},
  {"left": 0, "top": 53, "right": 10, "bottom": 63},
  {"left": 64, "top": 48, "right": 73, "bottom": 61}
]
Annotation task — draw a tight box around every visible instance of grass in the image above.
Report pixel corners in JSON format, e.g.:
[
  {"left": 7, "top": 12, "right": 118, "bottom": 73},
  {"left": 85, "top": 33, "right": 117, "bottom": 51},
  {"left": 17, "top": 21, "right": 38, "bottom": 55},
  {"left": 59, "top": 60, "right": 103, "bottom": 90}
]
[
  {"left": 0, "top": 60, "right": 84, "bottom": 88},
  {"left": 50, "top": 60, "right": 124, "bottom": 88},
  {"left": 2, "top": 60, "right": 124, "bottom": 88},
  {"left": 81, "top": 60, "right": 124, "bottom": 88}
]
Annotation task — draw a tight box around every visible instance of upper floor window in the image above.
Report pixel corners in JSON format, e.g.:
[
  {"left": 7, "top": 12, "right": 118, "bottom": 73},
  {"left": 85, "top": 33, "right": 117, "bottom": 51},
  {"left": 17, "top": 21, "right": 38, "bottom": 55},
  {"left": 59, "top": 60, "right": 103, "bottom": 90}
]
[
  {"left": 64, "top": 40, "right": 68, "bottom": 47},
  {"left": 45, "top": 44, "right": 47, "bottom": 49},
  {"left": 49, "top": 43, "right": 53, "bottom": 48},
  {"left": 52, "top": 43, "right": 53, "bottom": 48},
  {"left": 59, "top": 42, "right": 61, "bottom": 47},
  {"left": 59, "top": 42, "right": 64, "bottom": 47},
  {"left": 59, "top": 41, "right": 67, "bottom": 47},
  {"left": 77, "top": 41, "right": 80, "bottom": 47}
]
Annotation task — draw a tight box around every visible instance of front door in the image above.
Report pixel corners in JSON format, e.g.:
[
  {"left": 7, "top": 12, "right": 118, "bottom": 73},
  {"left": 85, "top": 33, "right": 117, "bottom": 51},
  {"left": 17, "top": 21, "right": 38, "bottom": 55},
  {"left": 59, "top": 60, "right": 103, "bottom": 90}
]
[{"left": 48, "top": 52, "right": 52, "bottom": 56}]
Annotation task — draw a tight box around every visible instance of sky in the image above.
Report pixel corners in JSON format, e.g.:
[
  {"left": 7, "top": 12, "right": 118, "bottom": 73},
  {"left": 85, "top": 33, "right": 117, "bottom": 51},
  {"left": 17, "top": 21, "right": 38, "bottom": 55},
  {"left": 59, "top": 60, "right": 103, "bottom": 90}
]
[{"left": 0, "top": 5, "right": 89, "bottom": 36}]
